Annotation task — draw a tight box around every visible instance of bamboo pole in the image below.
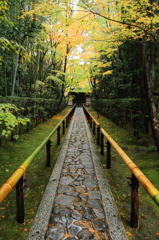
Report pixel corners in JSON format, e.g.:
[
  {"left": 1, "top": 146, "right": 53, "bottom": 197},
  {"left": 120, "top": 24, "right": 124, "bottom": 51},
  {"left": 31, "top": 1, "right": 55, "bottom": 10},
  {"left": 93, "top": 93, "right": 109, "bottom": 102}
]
[
  {"left": 100, "top": 128, "right": 159, "bottom": 206},
  {"left": 83, "top": 105, "right": 99, "bottom": 125},
  {"left": 0, "top": 104, "right": 76, "bottom": 204},
  {"left": 82, "top": 106, "right": 159, "bottom": 207}
]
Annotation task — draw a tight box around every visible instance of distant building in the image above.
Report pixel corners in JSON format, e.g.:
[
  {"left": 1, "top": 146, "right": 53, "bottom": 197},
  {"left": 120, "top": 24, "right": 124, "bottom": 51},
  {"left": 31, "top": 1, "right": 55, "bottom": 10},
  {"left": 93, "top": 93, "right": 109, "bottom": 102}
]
[{"left": 68, "top": 91, "right": 92, "bottom": 106}]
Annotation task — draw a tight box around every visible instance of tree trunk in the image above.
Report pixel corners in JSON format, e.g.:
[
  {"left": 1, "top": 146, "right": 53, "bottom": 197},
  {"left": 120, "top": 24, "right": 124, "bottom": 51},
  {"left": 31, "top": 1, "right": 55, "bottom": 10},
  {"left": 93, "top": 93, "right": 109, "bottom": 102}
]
[
  {"left": 11, "top": 50, "right": 20, "bottom": 96},
  {"left": 141, "top": 42, "right": 159, "bottom": 151},
  {"left": 59, "top": 44, "right": 69, "bottom": 105}
]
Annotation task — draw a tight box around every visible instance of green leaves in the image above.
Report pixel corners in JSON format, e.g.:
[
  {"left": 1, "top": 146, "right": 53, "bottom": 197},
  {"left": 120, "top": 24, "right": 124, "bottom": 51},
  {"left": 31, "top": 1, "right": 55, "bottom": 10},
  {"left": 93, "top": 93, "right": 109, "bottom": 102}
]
[
  {"left": 46, "top": 75, "right": 63, "bottom": 86},
  {"left": 0, "top": 37, "right": 12, "bottom": 51},
  {"left": 0, "top": 103, "right": 30, "bottom": 138}
]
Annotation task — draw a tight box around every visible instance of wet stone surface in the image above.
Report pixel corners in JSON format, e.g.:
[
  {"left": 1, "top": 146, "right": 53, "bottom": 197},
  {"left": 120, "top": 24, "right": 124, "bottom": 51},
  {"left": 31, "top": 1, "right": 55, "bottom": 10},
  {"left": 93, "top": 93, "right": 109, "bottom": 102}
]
[{"left": 45, "top": 107, "right": 109, "bottom": 240}]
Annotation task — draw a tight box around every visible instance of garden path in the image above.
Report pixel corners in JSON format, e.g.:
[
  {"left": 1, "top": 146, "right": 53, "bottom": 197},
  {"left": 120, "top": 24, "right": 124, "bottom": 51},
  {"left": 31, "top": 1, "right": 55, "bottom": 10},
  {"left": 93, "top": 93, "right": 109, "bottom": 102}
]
[{"left": 27, "top": 107, "right": 128, "bottom": 240}]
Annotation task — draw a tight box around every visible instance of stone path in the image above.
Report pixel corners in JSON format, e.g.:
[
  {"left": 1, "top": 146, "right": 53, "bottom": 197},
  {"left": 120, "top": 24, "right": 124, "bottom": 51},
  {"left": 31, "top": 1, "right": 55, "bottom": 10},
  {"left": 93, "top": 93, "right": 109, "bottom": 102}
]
[
  {"left": 45, "top": 108, "right": 109, "bottom": 240},
  {"left": 27, "top": 107, "right": 128, "bottom": 240}
]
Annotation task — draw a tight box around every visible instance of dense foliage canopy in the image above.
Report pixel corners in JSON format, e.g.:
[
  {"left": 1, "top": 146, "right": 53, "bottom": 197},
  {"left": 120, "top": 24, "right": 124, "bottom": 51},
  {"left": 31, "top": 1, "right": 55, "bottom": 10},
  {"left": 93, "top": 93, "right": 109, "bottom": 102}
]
[{"left": 1, "top": 0, "right": 159, "bottom": 149}]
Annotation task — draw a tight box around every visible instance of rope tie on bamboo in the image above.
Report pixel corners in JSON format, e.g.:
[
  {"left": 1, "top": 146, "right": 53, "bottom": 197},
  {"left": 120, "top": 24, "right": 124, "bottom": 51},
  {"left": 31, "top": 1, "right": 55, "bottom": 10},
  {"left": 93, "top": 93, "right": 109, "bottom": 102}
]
[
  {"left": 137, "top": 174, "right": 144, "bottom": 180},
  {"left": 3, "top": 183, "right": 12, "bottom": 192},
  {"left": 120, "top": 152, "right": 126, "bottom": 157},
  {"left": 18, "top": 166, "right": 26, "bottom": 172},
  {"left": 127, "top": 162, "right": 138, "bottom": 170},
  {"left": 132, "top": 166, "right": 139, "bottom": 170}
]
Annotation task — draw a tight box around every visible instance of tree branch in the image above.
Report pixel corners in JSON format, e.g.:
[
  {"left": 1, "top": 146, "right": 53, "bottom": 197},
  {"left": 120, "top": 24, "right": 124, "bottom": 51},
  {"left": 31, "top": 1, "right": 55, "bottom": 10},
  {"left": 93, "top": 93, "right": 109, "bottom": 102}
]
[{"left": 78, "top": 3, "right": 159, "bottom": 39}]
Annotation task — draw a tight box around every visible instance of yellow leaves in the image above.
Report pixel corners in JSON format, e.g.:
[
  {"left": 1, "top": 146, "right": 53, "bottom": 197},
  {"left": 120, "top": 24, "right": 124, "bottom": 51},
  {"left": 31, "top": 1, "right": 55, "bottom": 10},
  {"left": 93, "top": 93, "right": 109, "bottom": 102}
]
[
  {"left": 0, "top": 56, "right": 3, "bottom": 63},
  {"left": 21, "top": 1, "right": 56, "bottom": 18},
  {"left": 103, "top": 70, "right": 113, "bottom": 76}
]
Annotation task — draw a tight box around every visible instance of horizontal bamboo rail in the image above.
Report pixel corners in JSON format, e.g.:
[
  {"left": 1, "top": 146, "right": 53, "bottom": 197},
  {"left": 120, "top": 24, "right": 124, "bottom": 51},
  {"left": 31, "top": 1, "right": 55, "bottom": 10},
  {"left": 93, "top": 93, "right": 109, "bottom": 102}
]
[
  {"left": 87, "top": 111, "right": 100, "bottom": 126},
  {"left": 100, "top": 128, "right": 159, "bottom": 206},
  {"left": 0, "top": 104, "right": 76, "bottom": 204},
  {"left": 83, "top": 105, "right": 159, "bottom": 207}
]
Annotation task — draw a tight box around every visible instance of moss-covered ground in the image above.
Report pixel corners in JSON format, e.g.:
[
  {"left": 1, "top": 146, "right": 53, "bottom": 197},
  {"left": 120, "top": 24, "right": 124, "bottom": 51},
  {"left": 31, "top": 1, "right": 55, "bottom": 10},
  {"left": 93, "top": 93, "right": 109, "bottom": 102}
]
[
  {"left": 86, "top": 107, "right": 159, "bottom": 240},
  {"left": 0, "top": 106, "right": 72, "bottom": 240}
]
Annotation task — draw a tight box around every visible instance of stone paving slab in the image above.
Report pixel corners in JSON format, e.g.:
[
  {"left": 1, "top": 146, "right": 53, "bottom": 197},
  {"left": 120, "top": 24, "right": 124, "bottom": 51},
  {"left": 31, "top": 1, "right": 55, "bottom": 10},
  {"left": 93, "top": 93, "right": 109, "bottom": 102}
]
[{"left": 27, "top": 107, "right": 128, "bottom": 240}]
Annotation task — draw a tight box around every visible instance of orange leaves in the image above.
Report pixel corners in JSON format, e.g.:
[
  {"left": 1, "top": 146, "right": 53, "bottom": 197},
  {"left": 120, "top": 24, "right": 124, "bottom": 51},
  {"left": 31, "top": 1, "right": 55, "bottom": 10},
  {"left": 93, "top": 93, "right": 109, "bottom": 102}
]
[
  {"left": 48, "top": 223, "right": 54, "bottom": 227},
  {"left": 64, "top": 233, "right": 72, "bottom": 238},
  {"left": 126, "top": 231, "right": 133, "bottom": 236},
  {"left": 23, "top": 229, "right": 28, "bottom": 231},
  {"left": 75, "top": 220, "right": 92, "bottom": 228}
]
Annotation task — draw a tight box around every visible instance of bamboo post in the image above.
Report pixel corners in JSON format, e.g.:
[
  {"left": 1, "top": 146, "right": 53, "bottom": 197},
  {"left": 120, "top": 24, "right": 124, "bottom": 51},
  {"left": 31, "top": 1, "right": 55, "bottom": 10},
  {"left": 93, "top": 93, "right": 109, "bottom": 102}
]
[
  {"left": 84, "top": 109, "right": 88, "bottom": 120},
  {"left": 62, "top": 120, "right": 65, "bottom": 135},
  {"left": 97, "top": 125, "right": 100, "bottom": 146},
  {"left": 101, "top": 132, "right": 104, "bottom": 155},
  {"left": 86, "top": 111, "right": 89, "bottom": 120},
  {"left": 90, "top": 117, "right": 92, "bottom": 128},
  {"left": 66, "top": 116, "right": 68, "bottom": 128},
  {"left": 57, "top": 126, "right": 61, "bottom": 145},
  {"left": 16, "top": 175, "right": 24, "bottom": 223},
  {"left": 46, "top": 139, "right": 51, "bottom": 167},
  {"left": 107, "top": 141, "right": 111, "bottom": 169},
  {"left": 93, "top": 122, "right": 96, "bottom": 135},
  {"left": 68, "top": 113, "right": 70, "bottom": 123},
  {"left": 70, "top": 112, "right": 72, "bottom": 121},
  {"left": 129, "top": 174, "right": 139, "bottom": 228}
]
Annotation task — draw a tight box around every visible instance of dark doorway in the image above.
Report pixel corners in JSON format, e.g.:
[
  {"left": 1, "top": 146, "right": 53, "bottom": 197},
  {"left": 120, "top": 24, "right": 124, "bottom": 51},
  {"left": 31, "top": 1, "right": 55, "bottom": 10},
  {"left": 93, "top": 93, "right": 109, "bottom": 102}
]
[{"left": 72, "top": 92, "right": 86, "bottom": 106}]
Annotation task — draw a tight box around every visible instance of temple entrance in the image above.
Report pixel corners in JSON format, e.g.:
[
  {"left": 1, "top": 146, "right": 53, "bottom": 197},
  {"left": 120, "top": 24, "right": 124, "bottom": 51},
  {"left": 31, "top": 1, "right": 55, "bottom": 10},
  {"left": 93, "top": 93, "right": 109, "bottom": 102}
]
[{"left": 72, "top": 92, "right": 86, "bottom": 106}]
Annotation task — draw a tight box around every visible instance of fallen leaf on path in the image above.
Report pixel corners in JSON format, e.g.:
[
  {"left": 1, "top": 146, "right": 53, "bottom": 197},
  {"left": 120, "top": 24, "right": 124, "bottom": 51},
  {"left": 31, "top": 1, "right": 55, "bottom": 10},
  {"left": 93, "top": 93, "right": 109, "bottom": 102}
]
[
  {"left": 64, "top": 233, "right": 72, "bottom": 238},
  {"left": 126, "top": 232, "right": 133, "bottom": 236}
]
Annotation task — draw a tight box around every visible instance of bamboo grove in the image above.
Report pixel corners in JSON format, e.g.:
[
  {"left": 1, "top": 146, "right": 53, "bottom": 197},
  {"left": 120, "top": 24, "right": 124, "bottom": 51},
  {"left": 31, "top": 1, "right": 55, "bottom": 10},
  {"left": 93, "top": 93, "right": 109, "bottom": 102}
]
[{"left": 1, "top": 0, "right": 159, "bottom": 150}]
